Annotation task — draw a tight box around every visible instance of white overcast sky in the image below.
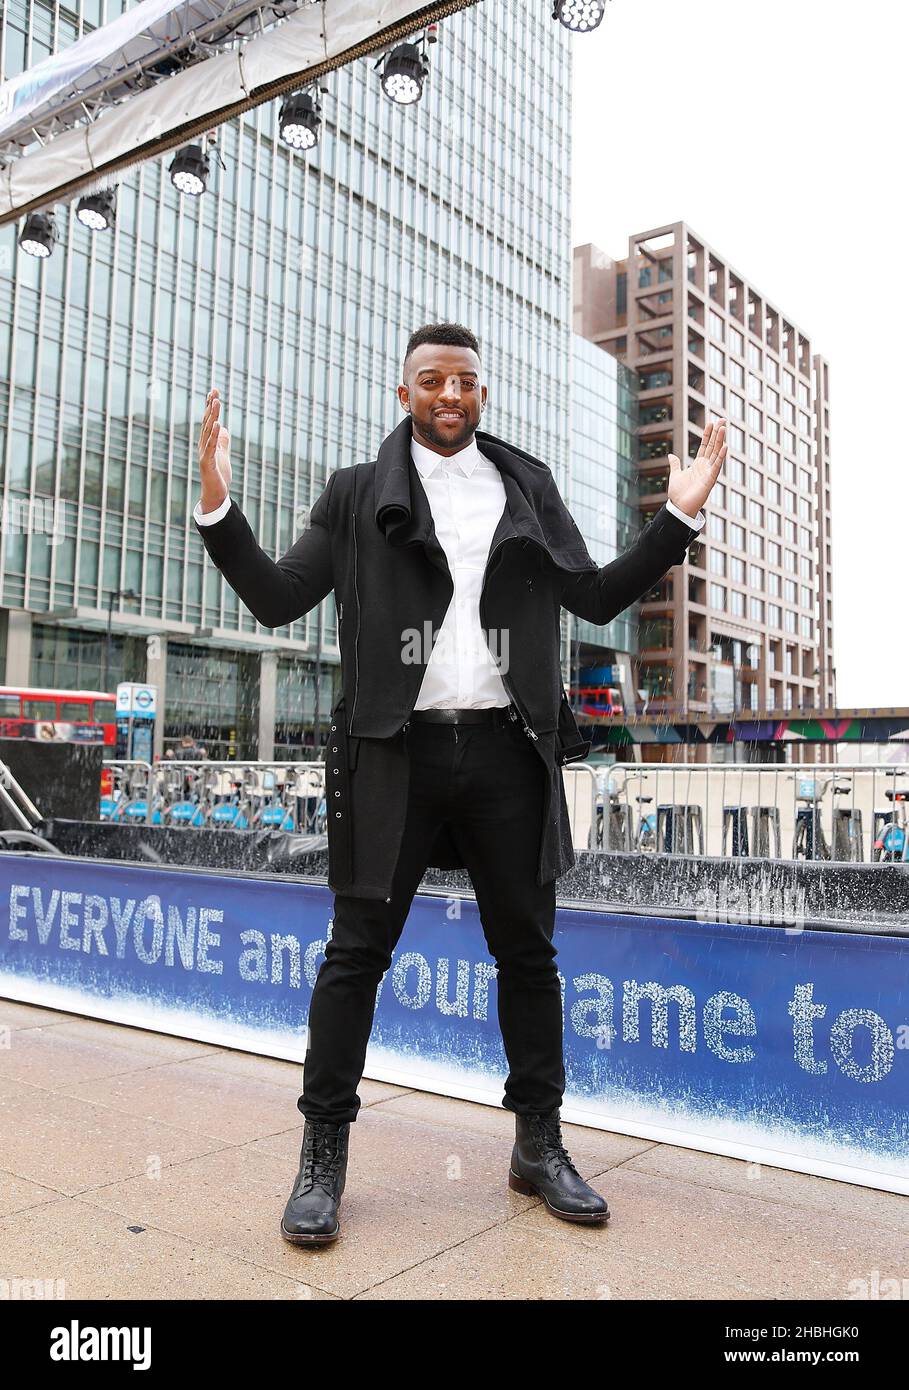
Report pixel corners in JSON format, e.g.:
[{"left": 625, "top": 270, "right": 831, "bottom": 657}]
[{"left": 570, "top": 0, "right": 908, "bottom": 708}]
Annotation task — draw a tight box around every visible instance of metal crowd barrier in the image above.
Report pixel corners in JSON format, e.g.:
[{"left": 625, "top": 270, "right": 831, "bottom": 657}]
[
  {"left": 98, "top": 757, "right": 909, "bottom": 864},
  {"left": 101, "top": 759, "right": 326, "bottom": 832},
  {"left": 590, "top": 761, "right": 909, "bottom": 863}
]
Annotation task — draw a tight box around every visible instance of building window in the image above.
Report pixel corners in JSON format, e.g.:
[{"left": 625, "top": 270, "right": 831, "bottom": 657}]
[
  {"left": 748, "top": 500, "right": 764, "bottom": 527},
  {"left": 709, "top": 309, "right": 725, "bottom": 341},
  {"left": 709, "top": 583, "right": 727, "bottom": 610},
  {"left": 768, "top": 604, "right": 782, "bottom": 629},
  {"left": 729, "top": 523, "right": 745, "bottom": 550},
  {"left": 710, "top": 549, "right": 727, "bottom": 575},
  {"left": 749, "top": 564, "right": 764, "bottom": 589}
]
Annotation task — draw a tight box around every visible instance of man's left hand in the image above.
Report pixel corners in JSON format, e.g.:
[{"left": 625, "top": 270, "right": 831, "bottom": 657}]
[{"left": 667, "top": 419, "right": 727, "bottom": 517}]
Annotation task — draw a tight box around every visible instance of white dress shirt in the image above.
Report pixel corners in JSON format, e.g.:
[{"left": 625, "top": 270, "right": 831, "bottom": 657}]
[
  {"left": 194, "top": 442, "right": 705, "bottom": 710},
  {"left": 409, "top": 432, "right": 511, "bottom": 709}
]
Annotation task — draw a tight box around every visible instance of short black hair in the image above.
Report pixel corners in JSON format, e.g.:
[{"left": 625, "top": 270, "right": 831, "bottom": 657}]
[{"left": 403, "top": 322, "right": 481, "bottom": 377}]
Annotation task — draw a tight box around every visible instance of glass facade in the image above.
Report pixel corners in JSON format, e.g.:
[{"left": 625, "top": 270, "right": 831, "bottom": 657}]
[
  {"left": 0, "top": 0, "right": 573, "bottom": 756},
  {"left": 568, "top": 334, "right": 639, "bottom": 656}
]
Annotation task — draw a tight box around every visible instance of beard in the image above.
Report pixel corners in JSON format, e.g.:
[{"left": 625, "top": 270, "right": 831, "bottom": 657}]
[{"left": 422, "top": 414, "right": 475, "bottom": 450}]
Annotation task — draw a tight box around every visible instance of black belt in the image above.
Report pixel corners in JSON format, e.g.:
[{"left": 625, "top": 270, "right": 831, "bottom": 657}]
[{"left": 409, "top": 705, "right": 515, "bottom": 726}]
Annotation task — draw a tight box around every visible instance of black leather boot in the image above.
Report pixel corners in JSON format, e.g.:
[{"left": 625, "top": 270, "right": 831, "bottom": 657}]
[
  {"left": 280, "top": 1119, "right": 350, "bottom": 1244},
  {"left": 508, "top": 1107, "right": 609, "bottom": 1224}
]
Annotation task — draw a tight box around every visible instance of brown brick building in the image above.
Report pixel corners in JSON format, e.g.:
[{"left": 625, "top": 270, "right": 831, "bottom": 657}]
[{"left": 573, "top": 222, "right": 835, "bottom": 755}]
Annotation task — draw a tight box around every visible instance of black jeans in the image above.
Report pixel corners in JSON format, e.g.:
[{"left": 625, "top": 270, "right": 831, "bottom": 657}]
[{"left": 298, "top": 716, "right": 564, "bottom": 1124}]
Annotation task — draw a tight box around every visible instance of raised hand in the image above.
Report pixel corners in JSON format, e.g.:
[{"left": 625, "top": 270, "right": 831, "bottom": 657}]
[
  {"left": 198, "top": 387, "right": 232, "bottom": 512},
  {"left": 668, "top": 419, "right": 726, "bottom": 518}
]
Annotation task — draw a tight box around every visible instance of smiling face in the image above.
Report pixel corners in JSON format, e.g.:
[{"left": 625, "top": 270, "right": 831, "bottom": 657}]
[{"left": 397, "top": 342, "right": 488, "bottom": 455}]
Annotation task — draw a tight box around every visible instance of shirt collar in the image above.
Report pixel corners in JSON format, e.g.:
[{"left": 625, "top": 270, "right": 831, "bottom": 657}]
[{"left": 411, "top": 428, "right": 482, "bottom": 478}]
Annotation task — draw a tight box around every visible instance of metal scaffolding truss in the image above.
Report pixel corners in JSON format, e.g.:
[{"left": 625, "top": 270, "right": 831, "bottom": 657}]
[
  {"left": 0, "top": 1, "right": 323, "bottom": 165},
  {"left": 0, "top": 0, "right": 478, "bottom": 222}
]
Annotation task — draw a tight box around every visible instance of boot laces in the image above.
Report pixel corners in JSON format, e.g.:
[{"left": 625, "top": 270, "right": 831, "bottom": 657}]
[
  {"left": 299, "top": 1125, "right": 344, "bottom": 1196},
  {"left": 530, "top": 1114, "right": 580, "bottom": 1179}
]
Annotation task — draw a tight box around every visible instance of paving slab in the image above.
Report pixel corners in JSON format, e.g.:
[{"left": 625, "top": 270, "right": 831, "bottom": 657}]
[
  {"left": 3, "top": 998, "right": 908, "bottom": 1301},
  {"left": 0, "top": 1196, "right": 339, "bottom": 1300}
]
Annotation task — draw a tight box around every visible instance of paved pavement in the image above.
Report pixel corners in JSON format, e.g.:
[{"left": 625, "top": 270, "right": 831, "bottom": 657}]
[{"left": 1, "top": 999, "right": 907, "bottom": 1300}]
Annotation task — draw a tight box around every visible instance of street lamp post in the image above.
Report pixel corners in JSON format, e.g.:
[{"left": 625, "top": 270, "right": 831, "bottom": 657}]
[{"left": 102, "top": 588, "right": 138, "bottom": 691}]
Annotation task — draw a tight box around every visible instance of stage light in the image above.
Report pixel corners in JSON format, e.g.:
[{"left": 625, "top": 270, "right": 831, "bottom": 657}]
[
  {"left": 169, "top": 143, "right": 210, "bottom": 195},
  {"left": 380, "top": 42, "right": 428, "bottom": 105},
  {"left": 279, "top": 91, "right": 322, "bottom": 150},
  {"left": 553, "top": 0, "right": 607, "bottom": 31},
  {"left": 19, "top": 211, "right": 57, "bottom": 258},
  {"left": 76, "top": 188, "right": 117, "bottom": 231}
]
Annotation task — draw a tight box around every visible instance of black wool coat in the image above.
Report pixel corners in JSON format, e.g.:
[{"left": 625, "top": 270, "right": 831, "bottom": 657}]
[{"left": 194, "top": 415, "right": 699, "bottom": 899}]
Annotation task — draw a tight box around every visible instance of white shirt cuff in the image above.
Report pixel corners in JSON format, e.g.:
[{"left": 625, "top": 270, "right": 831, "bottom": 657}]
[
  {"left": 194, "top": 495, "right": 231, "bottom": 526},
  {"left": 665, "top": 498, "right": 706, "bottom": 531}
]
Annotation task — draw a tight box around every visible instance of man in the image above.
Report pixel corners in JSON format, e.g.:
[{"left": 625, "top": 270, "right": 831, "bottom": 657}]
[{"left": 194, "top": 322, "right": 725, "bottom": 1245}]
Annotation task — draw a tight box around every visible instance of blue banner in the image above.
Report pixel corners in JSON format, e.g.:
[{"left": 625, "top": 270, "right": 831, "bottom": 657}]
[{"left": 1, "top": 853, "right": 906, "bottom": 1194}]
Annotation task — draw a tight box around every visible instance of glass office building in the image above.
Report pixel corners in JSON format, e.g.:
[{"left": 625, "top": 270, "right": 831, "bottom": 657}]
[
  {"left": 567, "top": 332, "right": 640, "bottom": 694},
  {"left": 0, "top": 0, "right": 574, "bottom": 758}
]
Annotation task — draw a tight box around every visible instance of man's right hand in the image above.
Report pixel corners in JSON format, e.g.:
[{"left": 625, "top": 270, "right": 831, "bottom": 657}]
[{"left": 198, "top": 387, "right": 232, "bottom": 512}]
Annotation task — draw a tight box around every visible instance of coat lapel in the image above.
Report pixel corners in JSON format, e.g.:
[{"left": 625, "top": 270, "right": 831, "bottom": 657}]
[{"left": 372, "top": 415, "right": 597, "bottom": 575}]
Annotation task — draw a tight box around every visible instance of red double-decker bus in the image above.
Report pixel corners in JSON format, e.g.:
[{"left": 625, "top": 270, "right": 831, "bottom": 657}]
[{"left": 0, "top": 686, "right": 117, "bottom": 746}]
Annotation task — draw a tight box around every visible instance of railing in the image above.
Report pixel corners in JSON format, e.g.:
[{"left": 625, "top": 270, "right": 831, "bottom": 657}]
[
  {"left": 588, "top": 761, "right": 909, "bottom": 863},
  {"left": 90, "top": 757, "right": 909, "bottom": 866},
  {"left": 101, "top": 759, "right": 326, "bottom": 832}
]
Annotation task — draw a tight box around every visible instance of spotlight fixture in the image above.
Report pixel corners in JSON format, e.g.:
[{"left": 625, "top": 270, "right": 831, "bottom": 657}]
[
  {"left": 169, "top": 143, "right": 210, "bottom": 195},
  {"left": 379, "top": 41, "right": 429, "bottom": 105},
  {"left": 76, "top": 187, "right": 117, "bottom": 231},
  {"left": 279, "top": 91, "right": 322, "bottom": 150},
  {"left": 18, "top": 211, "right": 57, "bottom": 258},
  {"left": 553, "top": 0, "right": 607, "bottom": 31}
]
